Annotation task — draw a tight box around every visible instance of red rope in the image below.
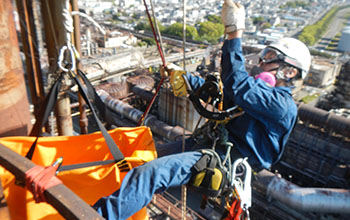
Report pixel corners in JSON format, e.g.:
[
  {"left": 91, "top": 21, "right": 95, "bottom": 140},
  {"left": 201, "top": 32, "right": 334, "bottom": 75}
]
[
  {"left": 225, "top": 199, "right": 244, "bottom": 220},
  {"left": 138, "top": 0, "right": 167, "bottom": 126},
  {"left": 142, "top": 0, "right": 166, "bottom": 67}
]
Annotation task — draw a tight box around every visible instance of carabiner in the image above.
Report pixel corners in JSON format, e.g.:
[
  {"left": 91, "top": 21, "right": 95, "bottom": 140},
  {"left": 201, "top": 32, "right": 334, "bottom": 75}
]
[
  {"left": 58, "top": 44, "right": 76, "bottom": 72},
  {"left": 231, "top": 158, "right": 252, "bottom": 210}
]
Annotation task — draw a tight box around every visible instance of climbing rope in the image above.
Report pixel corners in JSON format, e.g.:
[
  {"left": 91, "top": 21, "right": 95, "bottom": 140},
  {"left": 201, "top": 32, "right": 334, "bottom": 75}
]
[
  {"left": 149, "top": 0, "right": 164, "bottom": 56},
  {"left": 71, "top": 11, "right": 106, "bottom": 35},
  {"left": 138, "top": 0, "right": 167, "bottom": 126},
  {"left": 181, "top": 1, "right": 188, "bottom": 219}
]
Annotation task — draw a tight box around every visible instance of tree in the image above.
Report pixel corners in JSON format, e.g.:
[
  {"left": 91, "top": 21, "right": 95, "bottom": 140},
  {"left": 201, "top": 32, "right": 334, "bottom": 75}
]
[
  {"left": 299, "top": 33, "right": 315, "bottom": 45},
  {"left": 164, "top": 23, "right": 199, "bottom": 40},
  {"left": 253, "top": 16, "right": 264, "bottom": 25},
  {"left": 198, "top": 21, "right": 224, "bottom": 44},
  {"left": 135, "top": 21, "right": 147, "bottom": 31},
  {"left": 261, "top": 22, "right": 272, "bottom": 30},
  {"left": 135, "top": 19, "right": 165, "bottom": 32},
  {"left": 206, "top": 15, "right": 222, "bottom": 24},
  {"left": 142, "top": 37, "right": 156, "bottom": 46}
]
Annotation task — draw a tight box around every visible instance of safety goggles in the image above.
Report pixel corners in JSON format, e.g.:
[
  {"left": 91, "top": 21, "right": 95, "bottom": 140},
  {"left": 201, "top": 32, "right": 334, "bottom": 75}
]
[{"left": 259, "top": 47, "right": 302, "bottom": 72}]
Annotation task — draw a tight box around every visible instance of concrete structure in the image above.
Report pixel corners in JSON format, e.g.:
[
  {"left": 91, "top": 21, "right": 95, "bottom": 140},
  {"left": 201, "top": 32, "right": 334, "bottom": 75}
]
[
  {"left": 100, "top": 34, "right": 137, "bottom": 49},
  {"left": 158, "top": 88, "right": 205, "bottom": 132},
  {"left": 337, "top": 26, "right": 350, "bottom": 52},
  {"left": 317, "top": 60, "right": 350, "bottom": 110},
  {"left": 305, "top": 58, "right": 341, "bottom": 87}
]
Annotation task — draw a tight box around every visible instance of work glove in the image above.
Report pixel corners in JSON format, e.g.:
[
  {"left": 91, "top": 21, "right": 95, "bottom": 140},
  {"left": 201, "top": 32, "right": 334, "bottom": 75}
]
[
  {"left": 160, "top": 64, "right": 188, "bottom": 97},
  {"left": 221, "top": 0, "right": 245, "bottom": 33},
  {"left": 170, "top": 70, "right": 188, "bottom": 97}
]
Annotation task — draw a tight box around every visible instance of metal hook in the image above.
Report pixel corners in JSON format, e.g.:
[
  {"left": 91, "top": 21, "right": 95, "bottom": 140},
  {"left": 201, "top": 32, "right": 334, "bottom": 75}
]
[
  {"left": 58, "top": 44, "right": 76, "bottom": 72},
  {"left": 231, "top": 158, "right": 252, "bottom": 211}
]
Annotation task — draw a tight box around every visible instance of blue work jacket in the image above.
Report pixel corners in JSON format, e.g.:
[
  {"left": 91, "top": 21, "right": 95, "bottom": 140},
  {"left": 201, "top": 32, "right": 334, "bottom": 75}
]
[{"left": 186, "top": 38, "right": 298, "bottom": 169}]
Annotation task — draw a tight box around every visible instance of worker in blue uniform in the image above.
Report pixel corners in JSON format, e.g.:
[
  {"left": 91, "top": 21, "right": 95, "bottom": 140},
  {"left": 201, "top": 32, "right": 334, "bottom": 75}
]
[{"left": 93, "top": 1, "right": 312, "bottom": 219}]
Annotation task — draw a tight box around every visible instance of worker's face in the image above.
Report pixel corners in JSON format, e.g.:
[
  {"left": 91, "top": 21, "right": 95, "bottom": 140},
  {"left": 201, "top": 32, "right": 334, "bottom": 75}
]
[
  {"left": 252, "top": 47, "right": 299, "bottom": 87},
  {"left": 258, "top": 62, "right": 298, "bottom": 87},
  {"left": 258, "top": 48, "right": 298, "bottom": 80}
]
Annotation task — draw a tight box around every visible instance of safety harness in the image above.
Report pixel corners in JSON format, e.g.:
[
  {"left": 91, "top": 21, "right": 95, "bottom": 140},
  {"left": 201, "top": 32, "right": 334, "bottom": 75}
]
[
  {"left": 184, "top": 73, "right": 252, "bottom": 219},
  {"left": 189, "top": 149, "right": 227, "bottom": 198}
]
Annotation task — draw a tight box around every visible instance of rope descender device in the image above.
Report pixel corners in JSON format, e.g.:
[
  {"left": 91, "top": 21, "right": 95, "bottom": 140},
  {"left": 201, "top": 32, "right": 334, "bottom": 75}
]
[{"left": 182, "top": 74, "right": 244, "bottom": 121}]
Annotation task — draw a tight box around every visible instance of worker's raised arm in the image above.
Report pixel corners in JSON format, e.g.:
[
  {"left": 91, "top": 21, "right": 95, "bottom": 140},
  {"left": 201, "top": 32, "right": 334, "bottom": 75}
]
[
  {"left": 222, "top": 0, "right": 245, "bottom": 38},
  {"left": 220, "top": 0, "right": 249, "bottom": 104}
]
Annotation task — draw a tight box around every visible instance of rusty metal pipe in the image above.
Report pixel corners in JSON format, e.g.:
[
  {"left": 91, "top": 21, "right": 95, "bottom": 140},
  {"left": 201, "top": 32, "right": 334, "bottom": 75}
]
[
  {"left": 71, "top": 0, "right": 88, "bottom": 134},
  {"left": 0, "top": 0, "right": 32, "bottom": 136},
  {"left": 132, "top": 86, "right": 154, "bottom": 102},
  {"left": 98, "top": 90, "right": 188, "bottom": 141},
  {"left": 297, "top": 103, "right": 350, "bottom": 137},
  {"left": 256, "top": 170, "right": 350, "bottom": 213},
  {"left": 15, "top": 0, "right": 45, "bottom": 119}
]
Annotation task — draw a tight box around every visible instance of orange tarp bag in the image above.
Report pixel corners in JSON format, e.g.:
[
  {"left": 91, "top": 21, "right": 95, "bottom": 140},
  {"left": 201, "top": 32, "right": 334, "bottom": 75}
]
[
  {"left": 0, "top": 126, "right": 156, "bottom": 220},
  {"left": 0, "top": 71, "right": 157, "bottom": 219}
]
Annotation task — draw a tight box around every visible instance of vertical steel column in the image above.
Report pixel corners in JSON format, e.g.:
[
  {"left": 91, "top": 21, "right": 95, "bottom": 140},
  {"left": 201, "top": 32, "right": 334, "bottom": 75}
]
[
  {"left": 0, "top": 0, "right": 32, "bottom": 136},
  {"left": 15, "top": 0, "right": 45, "bottom": 119},
  {"left": 40, "top": 0, "right": 73, "bottom": 136},
  {"left": 71, "top": 0, "right": 88, "bottom": 134}
]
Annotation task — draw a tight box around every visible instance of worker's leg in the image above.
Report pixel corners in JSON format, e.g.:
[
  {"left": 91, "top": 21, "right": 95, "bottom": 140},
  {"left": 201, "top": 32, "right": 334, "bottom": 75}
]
[{"left": 93, "top": 151, "right": 202, "bottom": 220}]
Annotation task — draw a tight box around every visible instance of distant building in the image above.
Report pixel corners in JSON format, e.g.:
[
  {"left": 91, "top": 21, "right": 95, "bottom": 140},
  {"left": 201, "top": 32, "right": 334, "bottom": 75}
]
[
  {"left": 317, "top": 60, "right": 350, "bottom": 110},
  {"left": 337, "top": 26, "right": 350, "bottom": 53},
  {"left": 305, "top": 58, "right": 341, "bottom": 88},
  {"left": 255, "top": 30, "right": 284, "bottom": 45},
  {"left": 99, "top": 33, "right": 137, "bottom": 48},
  {"left": 117, "top": 0, "right": 139, "bottom": 8}
]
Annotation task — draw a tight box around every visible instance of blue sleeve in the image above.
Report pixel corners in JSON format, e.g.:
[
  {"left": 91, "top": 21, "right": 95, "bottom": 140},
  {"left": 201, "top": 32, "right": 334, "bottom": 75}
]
[
  {"left": 221, "top": 38, "right": 293, "bottom": 121},
  {"left": 185, "top": 72, "right": 205, "bottom": 92}
]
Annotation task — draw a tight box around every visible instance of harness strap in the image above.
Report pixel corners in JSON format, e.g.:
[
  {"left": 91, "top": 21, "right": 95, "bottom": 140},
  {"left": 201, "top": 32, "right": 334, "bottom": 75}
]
[
  {"left": 76, "top": 69, "right": 114, "bottom": 125},
  {"left": 58, "top": 159, "right": 131, "bottom": 173},
  {"left": 26, "top": 74, "right": 64, "bottom": 159},
  {"left": 70, "top": 71, "right": 124, "bottom": 162},
  {"left": 192, "top": 154, "right": 211, "bottom": 172},
  {"left": 189, "top": 150, "right": 227, "bottom": 198},
  {"left": 25, "top": 71, "right": 125, "bottom": 169},
  {"left": 200, "top": 155, "right": 217, "bottom": 188}
]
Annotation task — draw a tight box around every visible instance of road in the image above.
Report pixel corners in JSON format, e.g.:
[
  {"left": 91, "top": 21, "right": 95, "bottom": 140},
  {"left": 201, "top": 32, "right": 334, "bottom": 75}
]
[{"left": 314, "top": 5, "right": 350, "bottom": 50}]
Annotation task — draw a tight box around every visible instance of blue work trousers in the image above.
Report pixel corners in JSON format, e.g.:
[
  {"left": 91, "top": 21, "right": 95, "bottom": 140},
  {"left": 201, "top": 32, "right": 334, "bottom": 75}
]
[{"left": 93, "top": 139, "right": 202, "bottom": 220}]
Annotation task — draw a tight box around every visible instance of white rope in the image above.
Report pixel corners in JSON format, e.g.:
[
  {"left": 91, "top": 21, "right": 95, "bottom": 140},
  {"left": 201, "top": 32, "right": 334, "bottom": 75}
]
[
  {"left": 71, "top": 11, "right": 106, "bottom": 35},
  {"left": 149, "top": 0, "right": 164, "bottom": 56},
  {"left": 181, "top": 2, "right": 187, "bottom": 219},
  {"left": 182, "top": 0, "right": 187, "bottom": 71},
  {"left": 60, "top": 0, "right": 74, "bottom": 44},
  {"left": 56, "top": 0, "right": 77, "bottom": 72}
]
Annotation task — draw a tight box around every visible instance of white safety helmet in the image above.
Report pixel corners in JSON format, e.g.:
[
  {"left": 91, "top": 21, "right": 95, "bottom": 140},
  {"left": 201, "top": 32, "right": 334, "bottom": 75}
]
[{"left": 263, "top": 37, "right": 311, "bottom": 79}]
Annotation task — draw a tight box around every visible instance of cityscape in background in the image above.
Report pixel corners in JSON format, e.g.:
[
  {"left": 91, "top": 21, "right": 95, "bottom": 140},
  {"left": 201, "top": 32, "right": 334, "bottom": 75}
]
[
  {"left": 3, "top": 0, "right": 350, "bottom": 219},
  {"left": 64, "top": 0, "right": 350, "bottom": 116}
]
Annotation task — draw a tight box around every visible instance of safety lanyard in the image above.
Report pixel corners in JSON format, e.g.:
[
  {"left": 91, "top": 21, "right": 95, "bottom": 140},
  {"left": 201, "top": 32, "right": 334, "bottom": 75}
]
[{"left": 227, "top": 158, "right": 252, "bottom": 220}]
